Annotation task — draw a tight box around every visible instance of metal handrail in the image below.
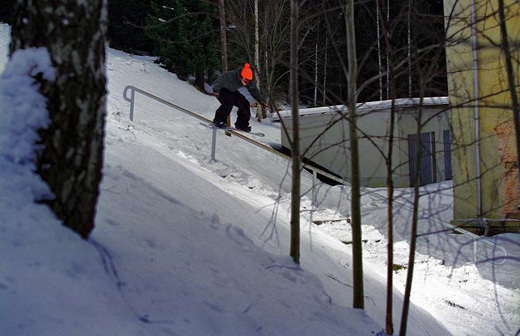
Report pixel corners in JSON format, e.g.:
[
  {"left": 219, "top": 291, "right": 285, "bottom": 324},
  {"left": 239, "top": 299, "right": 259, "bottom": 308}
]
[
  {"left": 122, "top": 85, "right": 508, "bottom": 265},
  {"left": 122, "top": 85, "right": 350, "bottom": 179},
  {"left": 123, "top": 85, "right": 210, "bottom": 123}
]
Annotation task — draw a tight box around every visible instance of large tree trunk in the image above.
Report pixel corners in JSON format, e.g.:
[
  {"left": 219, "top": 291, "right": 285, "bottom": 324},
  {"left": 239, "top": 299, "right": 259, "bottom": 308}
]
[
  {"left": 10, "top": 0, "right": 107, "bottom": 239},
  {"left": 289, "top": 0, "right": 300, "bottom": 264}
]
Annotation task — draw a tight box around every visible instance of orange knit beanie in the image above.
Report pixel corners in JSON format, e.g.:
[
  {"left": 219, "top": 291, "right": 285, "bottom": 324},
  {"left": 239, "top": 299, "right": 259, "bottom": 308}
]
[{"left": 241, "top": 63, "right": 253, "bottom": 80}]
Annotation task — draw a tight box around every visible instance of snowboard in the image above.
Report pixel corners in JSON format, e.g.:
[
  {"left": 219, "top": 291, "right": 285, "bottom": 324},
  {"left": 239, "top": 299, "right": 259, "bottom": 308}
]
[{"left": 200, "top": 122, "right": 265, "bottom": 137}]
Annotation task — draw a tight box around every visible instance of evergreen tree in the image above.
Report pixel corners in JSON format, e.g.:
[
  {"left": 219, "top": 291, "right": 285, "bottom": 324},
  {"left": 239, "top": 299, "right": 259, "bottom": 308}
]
[
  {"left": 146, "top": 0, "right": 220, "bottom": 90},
  {"left": 107, "top": 0, "right": 154, "bottom": 54},
  {"left": 0, "top": 0, "right": 16, "bottom": 24}
]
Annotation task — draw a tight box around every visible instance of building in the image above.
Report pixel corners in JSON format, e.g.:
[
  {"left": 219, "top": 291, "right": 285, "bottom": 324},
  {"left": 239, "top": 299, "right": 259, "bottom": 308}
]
[
  {"left": 277, "top": 98, "right": 452, "bottom": 188},
  {"left": 443, "top": 0, "right": 520, "bottom": 234}
]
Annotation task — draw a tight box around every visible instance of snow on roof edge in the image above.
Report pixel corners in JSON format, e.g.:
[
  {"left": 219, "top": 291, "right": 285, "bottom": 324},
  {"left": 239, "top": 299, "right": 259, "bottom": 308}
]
[{"left": 274, "top": 96, "right": 449, "bottom": 120}]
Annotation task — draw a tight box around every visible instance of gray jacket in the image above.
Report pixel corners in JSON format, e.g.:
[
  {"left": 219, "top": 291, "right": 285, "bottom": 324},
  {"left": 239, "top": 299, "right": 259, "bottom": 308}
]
[{"left": 212, "top": 67, "right": 265, "bottom": 104}]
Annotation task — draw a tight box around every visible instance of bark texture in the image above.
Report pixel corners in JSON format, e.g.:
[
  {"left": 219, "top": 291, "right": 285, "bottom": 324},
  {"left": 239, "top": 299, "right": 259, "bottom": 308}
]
[
  {"left": 10, "top": 0, "right": 107, "bottom": 238},
  {"left": 289, "top": 0, "right": 300, "bottom": 264}
]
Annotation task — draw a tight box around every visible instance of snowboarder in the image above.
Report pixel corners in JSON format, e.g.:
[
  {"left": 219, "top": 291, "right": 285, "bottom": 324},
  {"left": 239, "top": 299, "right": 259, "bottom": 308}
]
[{"left": 212, "top": 63, "right": 268, "bottom": 132}]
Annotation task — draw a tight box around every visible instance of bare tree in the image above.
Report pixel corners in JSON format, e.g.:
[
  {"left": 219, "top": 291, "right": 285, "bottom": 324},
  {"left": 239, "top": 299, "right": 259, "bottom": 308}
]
[
  {"left": 399, "top": 2, "right": 450, "bottom": 333},
  {"left": 289, "top": 0, "right": 301, "bottom": 264},
  {"left": 295, "top": 0, "right": 448, "bottom": 321},
  {"left": 377, "top": 0, "right": 396, "bottom": 332},
  {"left": 218, "top": 0, "right": 232, "bottom": 131},
  {"left": 219, "top": 0, "right": 228, "bottom": 72},
  {"left": 10, "top": 0, "right": 107, "bottom": 238},
  {"left": 253, "top": 0, "right": 267, "bottom": 121},
  {"left": 226, "top": 0, "right": 291, "bottom": 107},
  {"left": 345, "top": 0, "right": 364, "bottom": 310}
]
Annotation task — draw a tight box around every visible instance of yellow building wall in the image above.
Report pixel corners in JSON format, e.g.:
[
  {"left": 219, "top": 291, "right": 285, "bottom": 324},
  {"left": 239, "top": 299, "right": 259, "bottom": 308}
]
[{"left": 443, "top": 0, "right": 520, "bottom": 231}]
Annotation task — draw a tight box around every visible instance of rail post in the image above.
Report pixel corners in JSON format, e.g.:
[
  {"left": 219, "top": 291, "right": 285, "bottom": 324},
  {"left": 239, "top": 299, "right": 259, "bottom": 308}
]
[
  {"left": 123, "top": 85, "right": 136, "bottom": 121},
  {"left": 312, "top": 170, "right": 317, "bottom": 209},
  {"left": 210, "top": 127, "right": 217, "bottom": 161}
]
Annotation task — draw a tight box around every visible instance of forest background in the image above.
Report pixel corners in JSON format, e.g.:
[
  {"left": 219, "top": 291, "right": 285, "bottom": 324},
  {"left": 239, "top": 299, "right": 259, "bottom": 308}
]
[{"left": 0, "top": 0, "right": 448, "bottom": 105}]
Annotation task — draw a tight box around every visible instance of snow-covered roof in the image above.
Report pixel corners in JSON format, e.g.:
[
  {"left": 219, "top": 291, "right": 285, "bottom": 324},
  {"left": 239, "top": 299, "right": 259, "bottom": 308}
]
[{"left": 274, "top": 97, "right": 449, "bottom": 120}]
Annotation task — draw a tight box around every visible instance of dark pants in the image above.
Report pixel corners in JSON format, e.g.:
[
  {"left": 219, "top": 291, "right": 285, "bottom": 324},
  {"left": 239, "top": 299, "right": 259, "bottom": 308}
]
[{"left": 213, "top": 88, "right": 251, "bottom": 129}]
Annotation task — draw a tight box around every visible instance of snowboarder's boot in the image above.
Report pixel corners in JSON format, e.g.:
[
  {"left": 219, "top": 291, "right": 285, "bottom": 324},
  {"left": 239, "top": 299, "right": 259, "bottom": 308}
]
[
  {"left": 213, "top": 121, "right": 227, "bottom": 129},
  {"left": 235, "top": 125, "right": 251, "bottom": 133}
]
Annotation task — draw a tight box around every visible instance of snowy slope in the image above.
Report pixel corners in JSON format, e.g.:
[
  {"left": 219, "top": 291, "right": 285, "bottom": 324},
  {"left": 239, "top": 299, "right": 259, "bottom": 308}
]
[{"left": 1, "top": 23, "right": 518, "bottom": 336}]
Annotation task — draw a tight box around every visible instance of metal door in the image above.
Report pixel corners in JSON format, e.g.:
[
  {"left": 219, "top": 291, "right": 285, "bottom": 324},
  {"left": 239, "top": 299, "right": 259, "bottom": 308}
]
[{"left": 408, "top": 132, "right": 434, "bottom": 186}]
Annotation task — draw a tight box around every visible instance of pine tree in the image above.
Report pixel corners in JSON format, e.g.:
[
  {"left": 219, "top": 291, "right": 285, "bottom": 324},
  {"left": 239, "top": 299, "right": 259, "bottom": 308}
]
[
  {"left": 0, "top": 0, "right": 16, "bottom": 24},
  {"left": 146, "top": 0, "right": 220, "bottom": 90},
  {"left": 107, "top": 0, "right": 154, "bottom": 54}
]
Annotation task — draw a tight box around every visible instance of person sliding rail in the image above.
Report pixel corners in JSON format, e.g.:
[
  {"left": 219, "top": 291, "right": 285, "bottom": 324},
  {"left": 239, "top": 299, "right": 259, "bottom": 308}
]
[{"left": 211, "top": 63, "right": 268, "bottom": 133}]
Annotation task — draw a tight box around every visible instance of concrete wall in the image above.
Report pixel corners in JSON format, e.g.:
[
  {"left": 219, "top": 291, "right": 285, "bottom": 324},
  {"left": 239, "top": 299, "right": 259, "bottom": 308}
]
[{"left": 443, "top": 0, "right": 520, "bottom": 233}]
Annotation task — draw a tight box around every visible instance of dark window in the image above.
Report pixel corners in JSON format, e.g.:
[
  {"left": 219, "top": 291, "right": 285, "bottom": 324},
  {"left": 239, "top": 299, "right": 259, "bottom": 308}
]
[{"left": 408, "top": 132, "right": 435, "bottom": 186}]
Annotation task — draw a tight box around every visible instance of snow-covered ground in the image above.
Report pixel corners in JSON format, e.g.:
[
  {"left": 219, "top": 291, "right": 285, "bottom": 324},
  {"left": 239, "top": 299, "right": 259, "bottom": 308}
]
[{"left": 1, "top": 23, "right": 519, "bottom": 335}]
